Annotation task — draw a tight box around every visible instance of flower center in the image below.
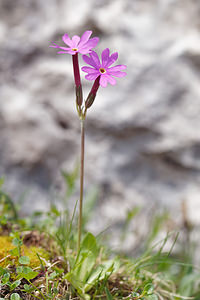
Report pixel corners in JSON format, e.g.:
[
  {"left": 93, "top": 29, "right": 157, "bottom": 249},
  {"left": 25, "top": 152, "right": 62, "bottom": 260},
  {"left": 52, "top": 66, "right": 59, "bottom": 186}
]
[
  {"left": 72, "top": 48, "right": 78, "bottom": 51},
  {"left": 99, "top": 68, "right": 106, "bottom": 74}
]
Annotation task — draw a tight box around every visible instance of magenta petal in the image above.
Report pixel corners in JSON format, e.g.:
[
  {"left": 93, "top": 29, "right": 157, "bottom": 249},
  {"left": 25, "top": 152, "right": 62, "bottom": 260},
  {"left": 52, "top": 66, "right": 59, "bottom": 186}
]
[
  {"left": 82, "top": 66, "right": 97, "bottom": 73},
  {"left": 82, "top": 55, "right": 98, "bottom": 68},
  {"left": 108, "top": 71, "right": 127, "bottom": 77},
  {"left": 79, "top": 31, "right": 92, "bottom": 47},
  {"left": 108, "top": 65, "right": 127, "bottom": 71},
  {"left": 101, "top": 48, "right": 110, "bottom": 67},
  {"left": 106, "top": 52, "right": 118, "bottom": 67},
  {"left": 62, "top": 34, "right": 73, "bottom": 47},
  {"left": 57, "top": 51, "right": 70, "bottom": 54},
  {"left": 105, "top": 75, "right": 116, "bottom": 85},
  {"left": 72, "top": 35, "right": 80, "bottom": 47},
  {"left": 100, "top": 75, "right": 108, "bottom": 87},
  {"left": 82, "top": 37, "right": 99, "bottom": 49},
  {"left": 49, "top": 42, "right": 61, "bottom": 48},
  {"left": 89, "top": 51, "right": 101, "bottom": 68},
  {"left": 50, "top": 43, "right": 70, "bottom": 51},
  {"left": 67, "top": 50, "right": 78, "bottom": 55},
  {"left": 79, "top": 38, "right": 99, "bottom": 54},
  {"left": 85, "top": 73, "right": 99, "bottom": 80},
  {"left": 79, "top": 48, "right": 93, "bottom": 54},
  {"left": 57, "top": 46, "right": 71, "bottom": 50}
]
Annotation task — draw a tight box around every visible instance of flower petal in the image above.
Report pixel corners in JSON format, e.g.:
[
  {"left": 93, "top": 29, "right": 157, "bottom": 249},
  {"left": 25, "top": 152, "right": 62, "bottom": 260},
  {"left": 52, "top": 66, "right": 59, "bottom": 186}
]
[
  {"left": 79, "top": 31, "right": 92, "bottom": 47},
  {"left": 89, "top": 51, "right": 101, "bottom": 68},
  {"left": 79, "top": 48, "right": 93, "bottom": 54},
  {"left": 105, "top": 75, "right": 117, "bottom": 85},
  {"left": 78, "top": 38, "right": 99, "bottom": 54},
  {"left": 82, "top": 54, "right": 98, "bottom": 68},
  {"left": 108, "top": 65, "right": 127, "bottom": 71},
  {"left": 81, "top": 37, "right": 99, "bottom": 49},
  {"left": 72, "top": 35, "right": 81, "bottom": 47},
  {"left": 82, "top": 66, "right": 97, "bottom": 73},
  {"left": 100, "top": 75, "right": 108, "bottom": 87},
  {"left": 108, "top": 71, "right": 127, "bottom": 77},
  {"left": 101, "top": 48, "right": 110, "bottom": 67},
  {"left": 57, "top": 51, "right": 70, "bottom": 54},
  {"left": 62, "top": 34, "right": 73, "bottom": 47},
  {"left": 57, "top": 49, "right": 77, "bottom": 54},
  {"left": 85, "top": 73, "right": 99, "bottom": 80},
  {"left": 67, "top": 50, "right": 78, "bottom": 55},
  {"left": 50, "top": 45, "right": 70, "bottom": 50},
  {"left": 49, "top": 42, "right": 61, "bottom": 48},
  {"left": 106, "top": 52, "right": 118, "bottom": 67},
  {"left": 79, "top": 38, "right": 99, "bottom": 54}
]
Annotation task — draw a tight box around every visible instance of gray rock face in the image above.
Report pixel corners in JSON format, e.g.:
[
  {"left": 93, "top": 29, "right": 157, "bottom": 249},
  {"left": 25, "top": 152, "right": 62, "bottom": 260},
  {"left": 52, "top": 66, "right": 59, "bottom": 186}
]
[{"left": 0, "top": 0, "right": 200, "bottom": 256}]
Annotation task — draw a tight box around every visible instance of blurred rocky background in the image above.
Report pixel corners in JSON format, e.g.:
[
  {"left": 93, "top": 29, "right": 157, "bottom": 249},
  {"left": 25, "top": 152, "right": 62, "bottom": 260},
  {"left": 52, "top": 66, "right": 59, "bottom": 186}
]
[{"left": 0, "top": 0, "right": 200, "bottom": 259}]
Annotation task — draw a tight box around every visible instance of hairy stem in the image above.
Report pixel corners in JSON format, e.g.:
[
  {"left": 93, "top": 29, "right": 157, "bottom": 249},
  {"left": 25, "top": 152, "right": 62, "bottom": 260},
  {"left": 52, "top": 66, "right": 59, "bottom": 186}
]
[{"left": 78, "top": 119, "right": 85, "bottom": 251}]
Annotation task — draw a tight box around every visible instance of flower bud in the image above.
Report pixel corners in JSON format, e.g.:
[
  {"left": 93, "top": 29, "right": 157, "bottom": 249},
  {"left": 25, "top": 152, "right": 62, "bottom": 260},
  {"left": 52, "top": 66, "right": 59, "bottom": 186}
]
[
  {"left": 76, "top": 85, "right": 83, "bottom": 107},
  {"left": 85, "top": 76, "right": 100, "bottom": 109}
]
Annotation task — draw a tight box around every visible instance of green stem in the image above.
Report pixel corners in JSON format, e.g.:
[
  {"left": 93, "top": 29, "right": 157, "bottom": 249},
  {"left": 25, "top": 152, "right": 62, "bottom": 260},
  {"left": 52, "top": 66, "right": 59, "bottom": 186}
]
[
  {"left": 78, "top": 119, "right": 85, "bottom": 251},
  {"left": 28, "top": 280, "right": 46, "bottom": 300}
]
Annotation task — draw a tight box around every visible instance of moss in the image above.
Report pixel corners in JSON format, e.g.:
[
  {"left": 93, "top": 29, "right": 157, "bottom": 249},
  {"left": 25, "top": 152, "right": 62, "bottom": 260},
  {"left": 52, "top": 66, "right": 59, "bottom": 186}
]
[{"left": 0, "top": 236, "right": 49, "bottom": 268}]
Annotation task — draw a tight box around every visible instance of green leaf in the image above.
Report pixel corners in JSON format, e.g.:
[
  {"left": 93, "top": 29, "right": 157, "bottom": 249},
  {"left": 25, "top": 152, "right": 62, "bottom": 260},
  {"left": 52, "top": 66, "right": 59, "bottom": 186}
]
[
  {"left": 19, "top": 256, "right": 30, "bottom": 265},
  {"left": 105, "top": 287, "right": 113, "bottom": 300},
  {"left": 62, "top": 166, "right": 78, "bottom": 197},
  {"left": 145, "top": 295, "right": 158, "bottom": 300},
  {"left": 66, "top": 233, "right": 120, "bottom": 298},
  {"left": 23, "top": 284, "right": 32, "bottom": 292},
  {"left": 10, "top": 293, "right": 21, "bottom": 300},
  {"left": 50, "top": 205, "right": 60, "bottom": 217},
  {"left": 16, "top": 266, "right": 23, "bottom": 274},
  {"left": 0, "top": 267, "right": 7, "bottom": 276},
  {"left": 17, "top": 266, "right": 32, "bottom": 274},
  {"left": 76, "top": 233, "right": 98, "bottom": 281},
  {"left": 144, "top": 283, "right": 154, "bottom": 295},
  {"left": 1, "top": 272, "right": 10, "bottom": 284},
  {"left": 12, "top": 238, "right": 23, "bottom": 247},
  {"left": 65, "top": 233, "right": 98, "bottom": 294},
  {"left": 132, "top": 292, "right": 140, "bottom": 297},
  {"left": 0, "top": 216, "right": 7, "bottom": 225},
  {"left": 10, "top": 280, "right": 21, "bottom": 291},
  {"left": 84, "top": 258, "right": 120, "bottom": 293},
  {"left": 49, "top": 271, "right": 59, "bottom": 280},
  {"left": 25, "top": 271, "right": 38, "bottom": 280},
  {"left": 36, "top": 253, "right": 45, "bottom": 271},
  {"left": 80, "top": 232, "right": 98, "bottom": 254},
  {"left": 9, "top": 247, "right": 20, "bottom": 256},
  {"left": 16, "top": 266, "right": 38, "bottom": 280},
  {"left": 178, "top": 273, "right": 200, "bottom": 296}
]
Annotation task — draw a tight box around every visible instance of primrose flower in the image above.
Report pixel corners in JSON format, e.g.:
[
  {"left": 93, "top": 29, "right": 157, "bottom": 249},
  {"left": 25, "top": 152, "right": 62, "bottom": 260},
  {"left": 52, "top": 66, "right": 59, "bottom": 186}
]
[
  {"left": 82, "top": 48, "right": 127, "bottom": 88},
  {"left": 50, "top": 31, "right": 99, "bottom": 55},
  {"left": 50, "top": 30, "right": 99, "bottom": 107}
]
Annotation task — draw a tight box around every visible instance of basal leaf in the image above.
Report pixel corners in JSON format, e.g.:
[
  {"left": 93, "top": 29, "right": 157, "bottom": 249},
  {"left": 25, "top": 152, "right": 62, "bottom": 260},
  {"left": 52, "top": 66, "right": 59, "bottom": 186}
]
[
  {"left": 10, "top": 294, "right": 21, "bottom": 300},
  {"left": 19, "top": 256, "right": 30, "bottom": 265}
]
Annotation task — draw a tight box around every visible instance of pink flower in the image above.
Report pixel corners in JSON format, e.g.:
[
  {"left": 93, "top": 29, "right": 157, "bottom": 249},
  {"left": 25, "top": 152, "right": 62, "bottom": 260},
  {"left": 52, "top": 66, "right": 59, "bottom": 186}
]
[
  {"left": 81, "top": 48, "right": 127, "bottom": 87},
  {"left": 50, "top": 31, "right": 99, "bottom": 55}
]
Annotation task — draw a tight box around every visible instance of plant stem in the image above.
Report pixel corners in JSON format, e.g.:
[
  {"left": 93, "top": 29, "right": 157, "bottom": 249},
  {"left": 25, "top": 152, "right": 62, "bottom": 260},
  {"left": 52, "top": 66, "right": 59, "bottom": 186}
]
[{"left": 78, "top": 119, "right": 85, "bottom": 251}]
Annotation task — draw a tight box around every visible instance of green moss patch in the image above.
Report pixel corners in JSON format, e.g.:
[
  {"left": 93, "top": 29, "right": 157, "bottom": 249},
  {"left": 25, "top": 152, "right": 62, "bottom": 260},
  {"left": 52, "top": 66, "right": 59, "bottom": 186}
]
[{"left": 0, "top": 236, "right": 49, "bottom": 269}]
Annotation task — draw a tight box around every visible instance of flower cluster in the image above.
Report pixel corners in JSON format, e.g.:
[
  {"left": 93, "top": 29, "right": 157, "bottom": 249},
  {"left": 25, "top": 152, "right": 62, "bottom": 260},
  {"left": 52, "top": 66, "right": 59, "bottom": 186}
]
[{"left": 50, "top": 31, "right": 126, "bottom": 117}]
